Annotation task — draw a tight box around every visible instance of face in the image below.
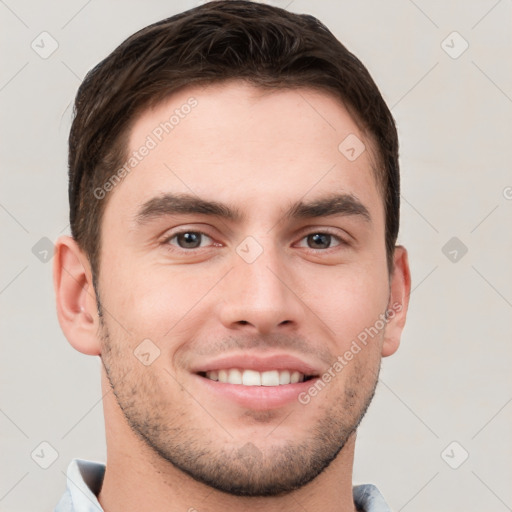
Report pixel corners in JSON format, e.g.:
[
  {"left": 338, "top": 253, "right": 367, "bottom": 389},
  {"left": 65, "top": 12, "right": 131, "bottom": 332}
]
[{"left": 97, "top": 82, "right": 395, "bottom": 496}]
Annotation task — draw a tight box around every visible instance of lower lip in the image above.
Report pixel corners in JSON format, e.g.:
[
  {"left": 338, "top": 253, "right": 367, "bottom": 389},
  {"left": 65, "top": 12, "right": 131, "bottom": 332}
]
[{"left": 194, "top": 374, "right": 319, "bottom": 410}]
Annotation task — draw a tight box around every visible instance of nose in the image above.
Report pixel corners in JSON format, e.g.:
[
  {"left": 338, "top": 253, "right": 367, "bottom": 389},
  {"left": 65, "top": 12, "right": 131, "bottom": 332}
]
[{"left": 218, "top": 245, "right": 304, "bottom": 335}]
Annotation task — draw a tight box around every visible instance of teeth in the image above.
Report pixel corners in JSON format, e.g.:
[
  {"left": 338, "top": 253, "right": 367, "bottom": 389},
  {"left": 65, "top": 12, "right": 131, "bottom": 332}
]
[
  {"left": 279, "top": 370, "right": 290, "bottom": 385},
  {"left": 290, "top": 371, "right": 301, "bottom": 384},
  {"left": 228, "top": 369, "right": 242, "bottom": 384},
  {"left": 261, "top": 370, "right": 279, "bottom": 386},
  {"left": 205, "top": 369, "right": 307, "bottom": 386},
  {"left": 242, "top": 369, "right": 261, "bottom": 386}
]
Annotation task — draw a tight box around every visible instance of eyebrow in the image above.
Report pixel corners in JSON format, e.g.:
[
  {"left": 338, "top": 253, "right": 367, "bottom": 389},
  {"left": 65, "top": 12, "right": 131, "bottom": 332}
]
[{"left": 134, "top": 192, "right": 371, "bottom": 226}]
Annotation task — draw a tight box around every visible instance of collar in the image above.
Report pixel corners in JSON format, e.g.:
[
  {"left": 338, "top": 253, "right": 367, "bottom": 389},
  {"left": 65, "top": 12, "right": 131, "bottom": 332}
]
[{"left": 55, "top": 459, "right": 392, "bottom": 512}]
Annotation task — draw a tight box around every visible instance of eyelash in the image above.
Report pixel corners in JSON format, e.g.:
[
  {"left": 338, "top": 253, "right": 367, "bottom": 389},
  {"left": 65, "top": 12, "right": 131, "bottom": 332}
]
[{"left": 162, "top": 229, "right": 349, "bottom": 253}]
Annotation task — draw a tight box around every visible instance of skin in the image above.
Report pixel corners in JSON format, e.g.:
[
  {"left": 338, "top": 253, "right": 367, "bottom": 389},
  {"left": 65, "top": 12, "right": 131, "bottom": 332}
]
[{"left": 54, "top": 81, "right": 411, "bottom": 512}]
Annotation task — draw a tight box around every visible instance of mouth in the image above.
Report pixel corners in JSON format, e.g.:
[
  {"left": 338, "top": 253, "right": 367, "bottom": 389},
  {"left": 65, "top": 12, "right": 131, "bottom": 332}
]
[
  {"left": 198, "top": 369, "right": 317, "bottom": 386},
  {"left": 191, "top": 353, "right": 321, "bottom": 410}
]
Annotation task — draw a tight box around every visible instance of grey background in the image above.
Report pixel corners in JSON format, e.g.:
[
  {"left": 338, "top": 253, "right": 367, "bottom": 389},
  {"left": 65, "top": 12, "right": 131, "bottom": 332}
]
[{"left": 1, "top": 1, "right": 511, "bottom": 511}]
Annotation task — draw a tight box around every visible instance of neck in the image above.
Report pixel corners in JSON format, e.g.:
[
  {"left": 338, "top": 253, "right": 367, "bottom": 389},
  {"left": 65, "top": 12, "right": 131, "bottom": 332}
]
[{"left": 98, "top": 370, "right": 358, "bottom": 512}]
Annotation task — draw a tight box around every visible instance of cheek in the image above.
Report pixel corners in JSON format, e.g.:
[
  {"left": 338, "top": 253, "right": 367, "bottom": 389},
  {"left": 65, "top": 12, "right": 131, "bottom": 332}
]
[
  {"left": 101, "top": 259, "right": 221, "bottom": 340},
  {"left": 302, "top": 263, "right": 389, "bottom": 347}
]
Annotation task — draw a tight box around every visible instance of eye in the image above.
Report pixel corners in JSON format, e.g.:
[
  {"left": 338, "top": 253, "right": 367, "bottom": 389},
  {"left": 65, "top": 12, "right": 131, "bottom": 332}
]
[
  {"left": 166, "top": 231, "right": 213, "bottom": 249},
  {"left": 297, "top": 232, "right": 344, "bottom": 250}
]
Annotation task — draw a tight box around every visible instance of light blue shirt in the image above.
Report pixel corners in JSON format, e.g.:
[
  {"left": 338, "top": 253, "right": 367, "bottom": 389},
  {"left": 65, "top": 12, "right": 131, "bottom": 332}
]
[{"left": 55, "top": 459, "right": 392, "bottom": 512}]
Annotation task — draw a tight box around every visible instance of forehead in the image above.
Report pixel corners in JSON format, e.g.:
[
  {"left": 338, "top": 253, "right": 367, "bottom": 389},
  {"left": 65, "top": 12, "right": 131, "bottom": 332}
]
[{"left": 105, "top": 81, "right": 383, "bottom": 227}]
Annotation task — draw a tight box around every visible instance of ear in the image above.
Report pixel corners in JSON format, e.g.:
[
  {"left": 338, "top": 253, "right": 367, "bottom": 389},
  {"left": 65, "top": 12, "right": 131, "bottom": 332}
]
[
  {"left": 53, "top": 235, "right": 101, "bottom": 355},
  {"left": 381, "top": 245, "right": 411, "bottom": 357}
]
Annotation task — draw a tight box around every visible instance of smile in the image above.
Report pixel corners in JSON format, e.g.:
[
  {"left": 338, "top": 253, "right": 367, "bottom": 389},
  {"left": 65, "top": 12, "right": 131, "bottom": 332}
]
[{"left": 200, "top": 369, "right": 316, "bottom": 386}]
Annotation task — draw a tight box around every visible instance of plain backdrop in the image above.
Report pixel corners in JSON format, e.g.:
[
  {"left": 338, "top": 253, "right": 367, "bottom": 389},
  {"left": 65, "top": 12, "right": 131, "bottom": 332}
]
[{"left": 1, "top": 1, "right": 511, "bottom": 511}]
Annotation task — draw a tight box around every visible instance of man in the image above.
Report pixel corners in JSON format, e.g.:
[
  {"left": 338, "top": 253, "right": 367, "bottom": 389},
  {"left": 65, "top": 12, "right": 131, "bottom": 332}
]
[{"left": 53, "top": 1, "right": 411, "bottom": 511}]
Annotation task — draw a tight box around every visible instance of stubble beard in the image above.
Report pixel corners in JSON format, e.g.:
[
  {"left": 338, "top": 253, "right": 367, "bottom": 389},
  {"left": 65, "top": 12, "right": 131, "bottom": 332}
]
[{"left": 99, "top": 314, "right": 380, "bottom": 497}]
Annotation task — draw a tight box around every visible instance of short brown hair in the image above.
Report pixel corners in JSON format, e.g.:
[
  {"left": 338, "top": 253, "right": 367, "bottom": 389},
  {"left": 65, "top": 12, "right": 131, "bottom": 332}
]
[{"left": 69, "top": 0, "right": 400, "bottom": 284}]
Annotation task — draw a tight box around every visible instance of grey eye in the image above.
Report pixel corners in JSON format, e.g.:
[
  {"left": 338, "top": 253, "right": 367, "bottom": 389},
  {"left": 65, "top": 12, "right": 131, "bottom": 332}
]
[
  {"left": 306, "top": 233, "right": 333, "bottom": 249},
  {"left": 170, "top": 232, "right": 211, "bottom": 249}
]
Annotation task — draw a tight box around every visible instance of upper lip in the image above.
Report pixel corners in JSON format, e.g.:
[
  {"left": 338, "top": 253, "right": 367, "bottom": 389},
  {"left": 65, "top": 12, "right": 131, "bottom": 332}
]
[{"left": 191, "top": 353, "right": 321, "bottom": 376}]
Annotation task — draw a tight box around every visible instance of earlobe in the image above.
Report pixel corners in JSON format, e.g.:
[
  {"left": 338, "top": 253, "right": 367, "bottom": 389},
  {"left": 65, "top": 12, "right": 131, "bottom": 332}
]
[
  {"left": 381, "top": 245, "right": 411, "bottom": 357},
  {"left": 53, "top": 235, "right": 101, "bottom": 356}
]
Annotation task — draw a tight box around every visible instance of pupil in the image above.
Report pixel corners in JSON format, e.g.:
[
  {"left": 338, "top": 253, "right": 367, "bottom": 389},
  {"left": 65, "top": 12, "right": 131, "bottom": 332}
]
[
  {"left": 309, "top": 233, "right": 330, "bottom": 249},
  {"left": 179, "top": 232, "right": 201, "bottom": 248}
]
